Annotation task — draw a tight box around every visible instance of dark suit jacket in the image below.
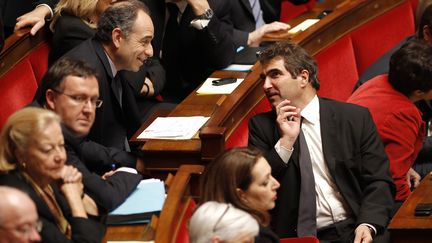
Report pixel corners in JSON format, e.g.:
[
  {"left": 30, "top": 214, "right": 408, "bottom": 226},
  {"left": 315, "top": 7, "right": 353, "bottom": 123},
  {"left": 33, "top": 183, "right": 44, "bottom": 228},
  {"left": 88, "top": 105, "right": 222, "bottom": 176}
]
[
  {"left": 63, "top": 127, "right": 142, "bottom": 212},
  {"left": 63, "top": 39, "right": 142, "bottom": 150},
  {"left": 49, "top": 12, "right": 167, "bottom": 99},
  {"left": 248, "top": 97, "right": 395, "bottom": 238},
  {"left": 256, "top": 225, "right": 280, "bottom": 243},
  {"left": 0, "top": 171, "right": 105, "bottom": 243},
  {"left": 230, "top": 0, "right": 281, "bottom": 46},
  {"left": 143, "top": 0, "right": 236, "bottom": 100}
]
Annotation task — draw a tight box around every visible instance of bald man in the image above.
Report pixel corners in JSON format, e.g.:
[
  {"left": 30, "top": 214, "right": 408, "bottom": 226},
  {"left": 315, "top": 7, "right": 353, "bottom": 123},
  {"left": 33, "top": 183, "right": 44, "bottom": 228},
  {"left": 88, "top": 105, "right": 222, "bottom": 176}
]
[{"left": 0, "top": 186, "right": 41, "bottom": 243}]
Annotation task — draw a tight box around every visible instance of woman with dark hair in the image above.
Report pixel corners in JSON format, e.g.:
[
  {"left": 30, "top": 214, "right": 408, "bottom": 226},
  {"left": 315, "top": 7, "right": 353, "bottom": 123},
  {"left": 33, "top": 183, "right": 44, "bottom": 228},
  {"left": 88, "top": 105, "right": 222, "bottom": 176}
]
[{"left": 201, "top": 147, "right": 280, "bottom": 243}]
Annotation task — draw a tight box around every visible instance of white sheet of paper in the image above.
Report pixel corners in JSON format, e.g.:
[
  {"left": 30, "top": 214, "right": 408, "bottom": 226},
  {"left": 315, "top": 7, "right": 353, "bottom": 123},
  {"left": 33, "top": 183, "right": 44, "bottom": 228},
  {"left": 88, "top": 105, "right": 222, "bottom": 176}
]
[
  {"left": 138, "top": 116, "right": 210, "bottom": 140},
  {"left": 222, "top": 64, "right": 253, "bottom": 72},
  {"left": 288, "top": 19, "right": 320, "bottom": 34},
  {"left": 196, "top": 78, "right": 244, "bottom": 95}
]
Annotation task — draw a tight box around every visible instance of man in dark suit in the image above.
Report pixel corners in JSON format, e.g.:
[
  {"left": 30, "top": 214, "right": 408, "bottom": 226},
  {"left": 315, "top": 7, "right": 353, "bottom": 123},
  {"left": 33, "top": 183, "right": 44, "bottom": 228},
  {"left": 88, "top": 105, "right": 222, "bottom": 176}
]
[
  {"left": 32, "top": 58, "right": 142, "bottom": 212},
  {"left": 248, "top": 41, "right": 395, "bottom": 242},
  {"left": 143, "top": 0, "right": 236, "bottom": 102},
  {"left": 63, "top": 0, "right": 153, "bottom": 152}
]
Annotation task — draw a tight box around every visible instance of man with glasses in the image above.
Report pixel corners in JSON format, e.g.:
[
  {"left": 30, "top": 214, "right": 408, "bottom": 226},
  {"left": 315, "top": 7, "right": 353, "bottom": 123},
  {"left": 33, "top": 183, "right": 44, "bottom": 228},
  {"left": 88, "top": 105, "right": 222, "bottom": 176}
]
[
  {"left": 0, "top": 186, "right": 41, "bottom": 243},
  {"left": 31, "top": 58, "right": 142, "bottom": 213}
]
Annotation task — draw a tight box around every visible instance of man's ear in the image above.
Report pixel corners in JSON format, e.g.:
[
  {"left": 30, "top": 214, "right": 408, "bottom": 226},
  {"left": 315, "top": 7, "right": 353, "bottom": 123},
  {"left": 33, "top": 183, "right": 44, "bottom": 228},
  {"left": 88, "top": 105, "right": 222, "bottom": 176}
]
[
  {"left": 45, "top": 89, "right": 56, "bottom": 110},
  {"left": 112, "top": 28, "right": 123, "bottom": 49},
  {"left": 299, "top": 69, "right": 310, "bottom": 87}
]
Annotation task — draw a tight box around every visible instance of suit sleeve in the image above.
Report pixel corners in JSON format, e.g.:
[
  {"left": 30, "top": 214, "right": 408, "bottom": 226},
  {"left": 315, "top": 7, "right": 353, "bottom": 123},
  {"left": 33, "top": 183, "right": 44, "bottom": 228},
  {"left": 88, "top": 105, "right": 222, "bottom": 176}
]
[
  {"left": 197, "top": 0, "right": 236, "bottom": 69},
  {"left": 356, "top": 109, "right": 395, "bottom": 231},
  {"left": 248, "top": 114, "right": 288, "bottom": 177},
  {"left": 67, "top": 148, "right": 142, "bottom": 211}
]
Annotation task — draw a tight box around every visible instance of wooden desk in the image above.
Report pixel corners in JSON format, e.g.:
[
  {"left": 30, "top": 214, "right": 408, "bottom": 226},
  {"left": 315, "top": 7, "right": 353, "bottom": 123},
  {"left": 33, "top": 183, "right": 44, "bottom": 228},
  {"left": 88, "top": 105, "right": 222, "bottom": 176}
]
[
  {"left": 389, "top": 174, "right": 432, "bottom": 243},
  {"left": 134, "top": 0, "right": 410, "bottom": 177}
]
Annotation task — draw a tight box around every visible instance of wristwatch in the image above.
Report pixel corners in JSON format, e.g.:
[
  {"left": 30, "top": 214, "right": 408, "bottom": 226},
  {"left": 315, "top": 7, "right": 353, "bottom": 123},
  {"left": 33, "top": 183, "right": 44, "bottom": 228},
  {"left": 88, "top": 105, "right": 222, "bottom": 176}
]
[{"left": 197, "top": 8, "right": 214, "bottom": 20}]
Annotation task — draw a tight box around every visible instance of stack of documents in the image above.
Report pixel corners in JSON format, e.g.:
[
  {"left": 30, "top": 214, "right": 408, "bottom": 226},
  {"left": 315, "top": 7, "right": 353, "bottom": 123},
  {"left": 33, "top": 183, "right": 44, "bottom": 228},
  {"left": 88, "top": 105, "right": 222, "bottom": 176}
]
[
  {"left": 107, "top": 179, "right": 166, "bottom": 225},
  {"left": 138, "top": 116, "right": 210, "bottom": 140},
  {"left": 196, "top": 77, "right": 244, "bottom": 95},
  {"left": 222, "top": 64, "right": 253, "bottom": 72}
]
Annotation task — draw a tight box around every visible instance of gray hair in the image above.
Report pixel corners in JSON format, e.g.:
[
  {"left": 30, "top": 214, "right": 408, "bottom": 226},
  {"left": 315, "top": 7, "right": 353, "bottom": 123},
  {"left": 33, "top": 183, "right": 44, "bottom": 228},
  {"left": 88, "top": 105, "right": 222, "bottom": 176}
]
[
  {"left": 189, "top": 201, "right": 259, "bottom": 243},
  {"left": 95, "top": 0, "right": 150, "bottom": 43}
]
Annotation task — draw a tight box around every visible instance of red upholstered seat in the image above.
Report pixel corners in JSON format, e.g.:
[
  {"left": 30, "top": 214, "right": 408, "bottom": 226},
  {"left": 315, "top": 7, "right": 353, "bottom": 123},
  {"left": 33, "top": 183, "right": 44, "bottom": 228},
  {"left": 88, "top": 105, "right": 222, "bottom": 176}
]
[
  {"left": 280, "top": 0, "right": 316, "bottom": 22},
  {"left": 27, "top": 42, "right": 50, "bottom": 84},
  {"left": 174, "top": 198, "right": 196, "bottom": 243},
  {"left": 0, "top": 59, "right": 38, "bottom": 128},
  {"left": 225, "top": 98, "right": 271, "bottom": 149},
  {"left": 315, "top": 36, "right": 358, "bottom": 101},
  {"left": 351, "top": 1, "right": 415, "bottom": 74},
  {"left": 280, "top": 236, "right": 319, "bottom": 243}
]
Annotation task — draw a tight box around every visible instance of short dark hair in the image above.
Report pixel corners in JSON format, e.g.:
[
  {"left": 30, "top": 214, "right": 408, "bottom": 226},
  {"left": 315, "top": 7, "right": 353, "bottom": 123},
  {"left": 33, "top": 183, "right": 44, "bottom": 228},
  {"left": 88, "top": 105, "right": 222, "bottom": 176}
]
[
  {"left": 95, "top": 0, "right": 150, "bottom": 44},
  {"left": 418, "top": 4, "right": 432, "bottom": 39},
  {"left": 389, "top": 39, "right": 432, "bottom": 96},
  {"left": 258, "top": 41, "right": 320, "bottom": 90},
  {"left": 35, "top": 57, "right": 98, "bottom": 105}
]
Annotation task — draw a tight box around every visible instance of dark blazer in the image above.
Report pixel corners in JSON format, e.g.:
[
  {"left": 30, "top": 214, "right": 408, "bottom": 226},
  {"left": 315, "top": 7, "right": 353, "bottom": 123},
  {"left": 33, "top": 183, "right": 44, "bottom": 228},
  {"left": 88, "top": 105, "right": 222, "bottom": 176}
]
[
  {"left": 63, "top": 126, "right": 142, "bottom": 212},
  {"left": 256, "top": 225, "right": 280, "bottom": 243},
  {"left": 143, "top": 0, "right": 236, "bottom": 100},
  {"left": 0, "top": 171, "right": 105, "bottom": 243},
  {"left": 230, "top": 0, "right": 281, "bottom": 46},
  {"left": 248, "top": 97, "right": 395, "bottom": 238},
  {"left": 63, "top": 39, "right": 142, "bottom": 150},
  {"left": 49, "top": 12, "right": 167, "bottom": 99}
]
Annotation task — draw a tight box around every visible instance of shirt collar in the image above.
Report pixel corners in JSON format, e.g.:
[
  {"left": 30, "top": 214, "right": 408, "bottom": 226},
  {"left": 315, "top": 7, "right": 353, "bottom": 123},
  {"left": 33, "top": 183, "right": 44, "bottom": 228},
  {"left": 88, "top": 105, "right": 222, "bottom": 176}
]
[
  {"left": 165, "top": 0, "right": 188, "bottom": 14},
  {"left": 300, "top": 95, "right": 320, "bottom": 125},
  {"left": 103, "top": 51, "right": 117, "bottom": 77}
]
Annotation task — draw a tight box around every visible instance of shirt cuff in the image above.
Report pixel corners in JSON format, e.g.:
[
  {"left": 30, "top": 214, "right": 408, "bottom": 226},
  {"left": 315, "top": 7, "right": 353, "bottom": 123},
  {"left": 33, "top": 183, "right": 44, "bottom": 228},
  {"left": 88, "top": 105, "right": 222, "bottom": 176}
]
[
  {"left": 275, "top": 140, "right": 294, "bottom": 164},
  {"left": 359, "top": 223, "right": 377, "bottom": 237},
  {"left": 190, "top": 19, "right": 210, "bottom": 30},
  {"left": 116, "top": 167, "right": 138, "bottom": 174},
  {"left": 36, "top": 4, "right": 53, "bottom": 21}
]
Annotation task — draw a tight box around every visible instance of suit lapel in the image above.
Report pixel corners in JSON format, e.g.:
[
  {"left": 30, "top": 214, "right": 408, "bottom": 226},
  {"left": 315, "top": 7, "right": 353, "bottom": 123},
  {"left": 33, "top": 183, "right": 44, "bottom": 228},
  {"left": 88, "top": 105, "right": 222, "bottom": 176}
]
[
  {"left": 92, "top": 40, "right": 122, "bottom": 109},
  {"left": 240, "top": 0, "right": 254, "bottom": 19},
  {"left": 319, "top": 98, "right": 337, "bottom": 175}
]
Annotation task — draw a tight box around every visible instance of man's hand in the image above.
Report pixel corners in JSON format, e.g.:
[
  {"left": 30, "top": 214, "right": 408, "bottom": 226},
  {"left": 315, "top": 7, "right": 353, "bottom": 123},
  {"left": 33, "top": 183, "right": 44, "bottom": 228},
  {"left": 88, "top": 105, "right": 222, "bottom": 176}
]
[
  {"left": 354, "top": 225, "right": 373, "bottom": 243},
  {"left": 407, "top": 167, "right": 421, "bottom": 189},
  {"left": 248, "top": 22, "right": 290, "bottom": 47},
  {"left": 187, "top": 0, "right": 211, "bottom": 16},
  {"left": 15, "top": 5, "right": 52, "bottom": 36},
  {"left": 276, "top": 99, "right": 301, "bottom": 149}
]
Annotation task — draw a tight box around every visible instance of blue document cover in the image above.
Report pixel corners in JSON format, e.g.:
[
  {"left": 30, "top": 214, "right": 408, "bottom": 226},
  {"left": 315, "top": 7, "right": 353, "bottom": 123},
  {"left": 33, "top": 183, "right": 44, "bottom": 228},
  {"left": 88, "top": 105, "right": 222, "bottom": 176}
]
[{"left": 107, "top": 179, "right": 166, "bottom": 225}]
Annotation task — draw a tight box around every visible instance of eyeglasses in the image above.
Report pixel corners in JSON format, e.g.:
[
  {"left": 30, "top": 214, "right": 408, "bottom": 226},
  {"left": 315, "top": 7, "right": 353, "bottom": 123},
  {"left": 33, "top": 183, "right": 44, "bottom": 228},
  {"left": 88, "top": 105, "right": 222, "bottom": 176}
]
[
  {"left": 52, "top": 89, "right": 103, "bottom": 108},
  {"left": 212, "top": 204, "right": 230, "bottom": 232},
  {"left": 0, "top": 219, "right": 43, "bottom": 237}
]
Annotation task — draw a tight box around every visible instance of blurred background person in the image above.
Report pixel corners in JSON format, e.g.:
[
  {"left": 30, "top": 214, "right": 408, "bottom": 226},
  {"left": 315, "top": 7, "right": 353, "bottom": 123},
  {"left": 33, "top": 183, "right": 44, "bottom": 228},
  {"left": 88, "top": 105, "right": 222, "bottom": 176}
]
[
  {"left": 0, "top": 107, "right": 104, "bottom": 243},
  {"left": 0, "top": 186, "right": 41, "bottom": 243},
  {"left": 201, "top": 147, "right": 280, "bottom": 243},
  {"left": 189, "top": 201, "right": 259, "bottom": 243}
]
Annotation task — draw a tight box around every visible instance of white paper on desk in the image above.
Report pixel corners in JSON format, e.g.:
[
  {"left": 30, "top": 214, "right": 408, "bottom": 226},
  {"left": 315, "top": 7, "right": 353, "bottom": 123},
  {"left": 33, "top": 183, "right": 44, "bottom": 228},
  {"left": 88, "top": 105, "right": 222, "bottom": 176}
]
[
  {"left": 288, "top": 19, "right": 320, "bottom": 34},
  {"left": 222, "top": 64, "right": 253, "bottom": 72},
  {"left": 138, "top": 116, "right": 210, "bottom": 140},
  {"left": 196, "top": 78, "right": 244, "bottom": 95}
]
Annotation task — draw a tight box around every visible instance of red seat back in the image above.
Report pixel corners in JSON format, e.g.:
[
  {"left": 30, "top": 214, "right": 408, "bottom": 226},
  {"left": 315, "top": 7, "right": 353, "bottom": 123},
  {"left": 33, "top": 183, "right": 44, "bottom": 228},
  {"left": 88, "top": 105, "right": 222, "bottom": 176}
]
[
  {"left": 174, "top": 198, "right": 196, "bottom": 243},
  {"left": 280, "top": 236, "right": 319, "bottom": 243}
]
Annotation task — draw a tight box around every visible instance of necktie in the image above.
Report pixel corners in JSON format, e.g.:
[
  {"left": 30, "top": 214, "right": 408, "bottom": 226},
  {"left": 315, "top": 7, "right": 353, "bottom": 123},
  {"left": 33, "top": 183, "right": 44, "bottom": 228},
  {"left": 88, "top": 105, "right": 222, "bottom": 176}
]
[
  {"left": 297, "top": 120, "right": 317, "bottom": 236},
  {"left": 249, "top": 0, "right": 265, "bottom": 28},
  {"left": 113, "top": 74, "right": 123, "bottom": 108},
  {"left": 162, "top": 3, "right": 181, "bottom": 91}
]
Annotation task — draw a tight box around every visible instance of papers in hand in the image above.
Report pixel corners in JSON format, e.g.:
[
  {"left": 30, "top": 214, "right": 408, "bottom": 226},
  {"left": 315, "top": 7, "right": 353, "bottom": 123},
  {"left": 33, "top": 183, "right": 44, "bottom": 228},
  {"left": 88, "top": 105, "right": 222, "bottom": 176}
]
[
  {"left": 288, "top": 19, "right": 320, "bottom": 34},
  {"left": 196, "top": 77, "right": 244, "bottom": 95},
  {"left": 138, "top": 116, "right": 210, "bottom": 140},
  {"left": 108, "top": 179, "right": 165, "bottom": 225}
]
